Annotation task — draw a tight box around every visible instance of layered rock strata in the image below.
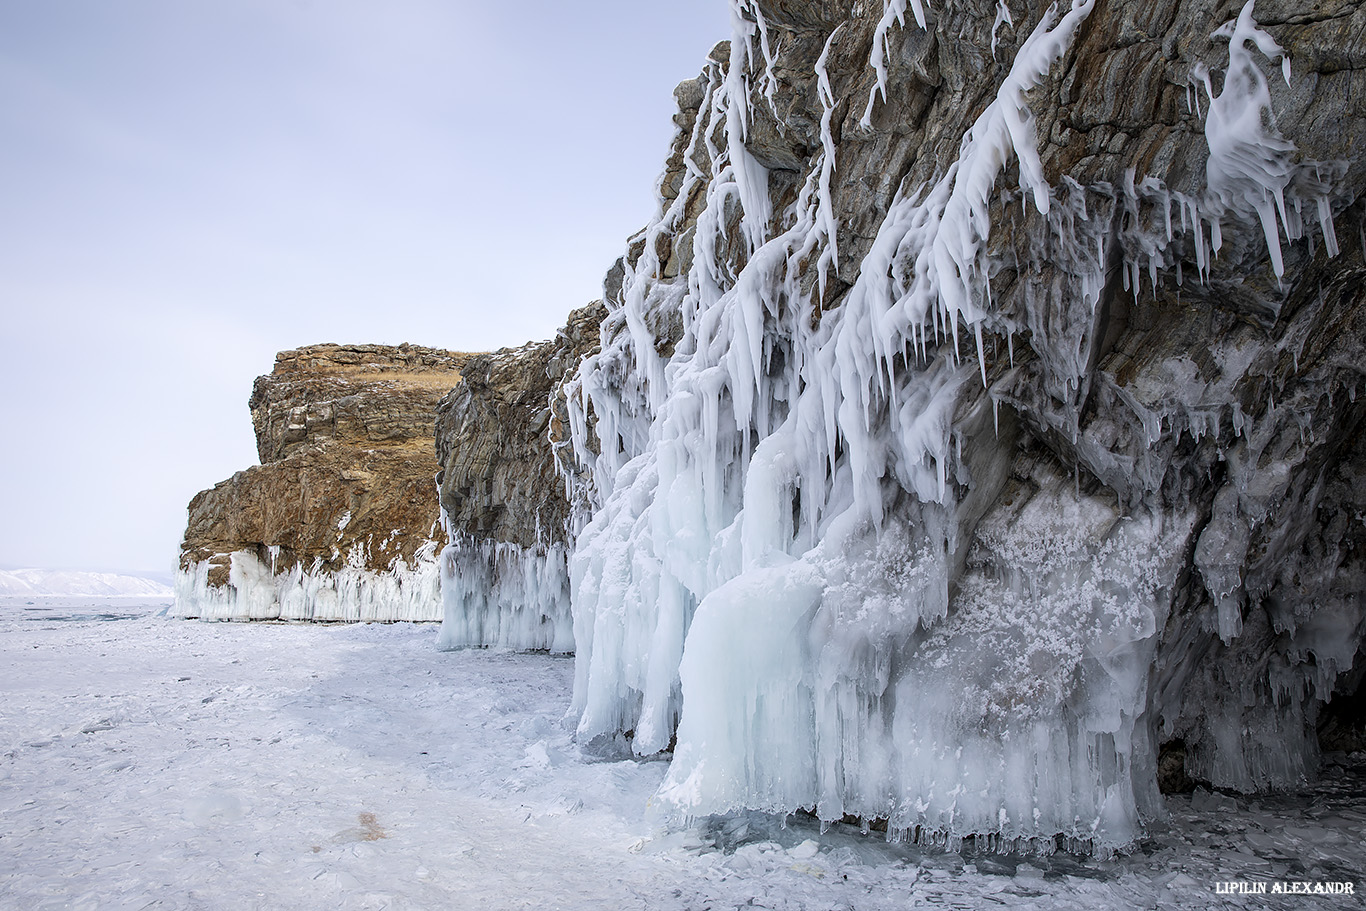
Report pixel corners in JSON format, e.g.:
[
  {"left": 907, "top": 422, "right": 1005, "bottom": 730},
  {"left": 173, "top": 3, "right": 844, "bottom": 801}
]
[
  {"left": 433, "top": 303, "right": 605, "bottom": 651},
  {"left": 176, "top": 344, "right": 469, "bottom": 621},
  {"left": 554, "top": 0, "right": 1366, "bottom": 855}
]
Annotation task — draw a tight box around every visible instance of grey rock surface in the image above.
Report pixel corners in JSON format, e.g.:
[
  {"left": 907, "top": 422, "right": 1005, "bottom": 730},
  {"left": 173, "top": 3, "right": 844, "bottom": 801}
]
[{"left": 435, "top": 302, "right": 605, "bottom": 549}]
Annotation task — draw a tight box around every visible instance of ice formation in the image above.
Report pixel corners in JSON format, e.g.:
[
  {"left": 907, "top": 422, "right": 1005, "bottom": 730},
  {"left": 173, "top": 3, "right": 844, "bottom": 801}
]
[
  {"left": 560, "top": 0, "right": 1360, "bottom": 855},
  {"left": 428, "top": 304, "right": 601, "bottom": 653},
  {"left": 861, "top": 0, "right": 928, "bottom": 127},
  {"left": 1188, "top": 1, "right": 1339, "bottom": 279},
  {"left": 173, "top": 544, "right": 442, "bottom": 622},
  {"left": 436, "top": 535, "right": 573, "bottom": 653}
]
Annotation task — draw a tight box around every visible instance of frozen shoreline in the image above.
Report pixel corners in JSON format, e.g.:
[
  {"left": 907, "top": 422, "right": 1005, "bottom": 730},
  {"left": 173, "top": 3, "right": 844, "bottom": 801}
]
[{"left": 1, "top": 602, "right": 1361, "bottom": 910}]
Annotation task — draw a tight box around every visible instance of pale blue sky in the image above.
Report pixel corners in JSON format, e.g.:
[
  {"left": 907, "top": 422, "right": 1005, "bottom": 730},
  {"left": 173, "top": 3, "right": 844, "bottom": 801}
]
[{"left": 0, "top": 0, "right": 730, "bottom": 575}]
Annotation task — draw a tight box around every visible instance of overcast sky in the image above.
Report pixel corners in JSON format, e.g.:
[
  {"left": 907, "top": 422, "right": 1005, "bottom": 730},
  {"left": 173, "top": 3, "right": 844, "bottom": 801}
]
[{"left": 0, "top": 0, "right": 730, "bottom": 576}]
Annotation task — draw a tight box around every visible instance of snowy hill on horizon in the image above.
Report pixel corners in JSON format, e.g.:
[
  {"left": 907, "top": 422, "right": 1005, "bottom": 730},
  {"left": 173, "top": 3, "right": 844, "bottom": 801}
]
[{"left": 0, "top": 568, "right": 174, "bottom": 597}]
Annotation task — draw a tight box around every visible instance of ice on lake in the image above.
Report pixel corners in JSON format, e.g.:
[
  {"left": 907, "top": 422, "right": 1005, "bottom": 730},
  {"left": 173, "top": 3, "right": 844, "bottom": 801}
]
[{"left": 0, "top": 594, "right": 172, "bottom": 624}]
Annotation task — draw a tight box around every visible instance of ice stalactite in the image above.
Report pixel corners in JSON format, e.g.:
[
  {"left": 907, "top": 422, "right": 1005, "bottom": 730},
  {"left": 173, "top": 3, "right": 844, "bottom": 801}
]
[
  {"left": 725, "top": 4, "right": 775, "bottom": 257},
  {"left": 861, "top": 0, "right": 929, "bottom": 127},
  {"left": 1195, "top": 1, "right": 1295, "bottom": 278},
  {"left": 729, "top": 0, "right": 779, "bottom": 116},
  {"left": 812, "top": 26, "right": 842, "bottom": 296},
  {"left": 1181, "top": 1, "right": 1341, "bottom": 282},
  {"left": 173, "top": 543, "right": 442, "bottom": 623},
  {"left": 991, "top": 0, "right": 1014, "bottom": 59}
]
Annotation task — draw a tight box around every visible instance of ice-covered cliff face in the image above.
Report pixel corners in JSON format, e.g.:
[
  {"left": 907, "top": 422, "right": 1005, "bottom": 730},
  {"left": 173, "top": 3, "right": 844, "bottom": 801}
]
[
  {"left": 176, "top": 344, "right": 468, "bottom": 621},
  {"left": 433, "top": 303, "right": 604, "bottom": 651},
  {"left": 561, "top": 0, "right": 1365, "bottom": 854}
]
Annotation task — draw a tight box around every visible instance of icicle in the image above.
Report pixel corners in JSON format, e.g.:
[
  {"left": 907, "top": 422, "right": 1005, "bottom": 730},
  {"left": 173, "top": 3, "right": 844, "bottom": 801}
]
[
  {"left": 730, "top": 0, "right": 780, "bottom": 113},
  {"left": 813, "top": 25, "right": 844, "bottom": 295},
  {"left": 174, "top": 542, "right": 444, "bottom": 623},
  {"left": 1316, "top": 193, "right": 1339, "bottom": 258},
  {"left": 991, "top": 0, "right": 1014, "bottom": 58},
  {"left": 438, "top": 537, "right": 574, "bottom": 652},
  {"left": 726, "top": 3, "right": 774, "bottom": 252},
  {"left": 1198, "top": 1, "right": 1296, "bottom": 278},
  {"left": 861, "top": 0, "right": 929, "bottom": 127}
]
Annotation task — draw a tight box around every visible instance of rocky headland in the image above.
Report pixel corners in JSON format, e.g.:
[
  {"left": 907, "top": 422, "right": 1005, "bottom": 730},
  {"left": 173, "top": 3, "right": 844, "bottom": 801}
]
[{"left": 175, "top": 343, "right": 469, "bottom": 621}]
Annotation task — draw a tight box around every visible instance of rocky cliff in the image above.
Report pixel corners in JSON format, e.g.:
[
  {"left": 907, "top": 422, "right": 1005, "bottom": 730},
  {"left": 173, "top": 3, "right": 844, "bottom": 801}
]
[
  {"left": 175, "top": 344, "right": 469, "bottom": 621},
  {"left": 433, "top": 302, "right": 605, "bottom": 651},
  {"left": 553, "top": 0, "right": 1366, "bottom": 855}
]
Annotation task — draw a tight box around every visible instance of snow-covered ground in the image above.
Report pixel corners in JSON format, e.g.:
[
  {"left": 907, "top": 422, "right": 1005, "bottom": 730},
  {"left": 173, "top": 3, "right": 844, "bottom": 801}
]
[{"left": 1, "top": 599, "right": 1361, "bottom": 910}]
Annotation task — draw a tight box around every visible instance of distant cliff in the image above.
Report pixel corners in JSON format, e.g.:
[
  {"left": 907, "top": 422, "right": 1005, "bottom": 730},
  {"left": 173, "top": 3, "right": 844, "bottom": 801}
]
[{"left": 175, "top": 343, "right": 469, "bottom": 621}]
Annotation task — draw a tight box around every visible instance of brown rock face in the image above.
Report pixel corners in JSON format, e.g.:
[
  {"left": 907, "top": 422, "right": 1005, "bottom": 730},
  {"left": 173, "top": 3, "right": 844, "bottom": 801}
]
[
  {"left": 176, "top": 344, "right": 470, "bottom": 621},
  {"left": 250, "top": 344, "right": 468, "bottom": 464}
]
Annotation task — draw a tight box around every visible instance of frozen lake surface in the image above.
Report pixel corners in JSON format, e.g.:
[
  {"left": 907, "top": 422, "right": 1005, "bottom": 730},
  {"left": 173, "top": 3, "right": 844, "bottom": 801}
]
[{"left": 1, "top": 599, "right": 1361, "bottom": 909}]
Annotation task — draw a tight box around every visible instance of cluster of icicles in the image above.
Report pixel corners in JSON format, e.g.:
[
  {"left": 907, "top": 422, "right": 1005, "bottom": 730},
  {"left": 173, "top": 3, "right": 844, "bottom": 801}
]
[
  {"left": 436, "top": 533, "right": 573, "bottom": 653},
  {"left": 175, "top": 542, "right": 442, "bottom": 622}
]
